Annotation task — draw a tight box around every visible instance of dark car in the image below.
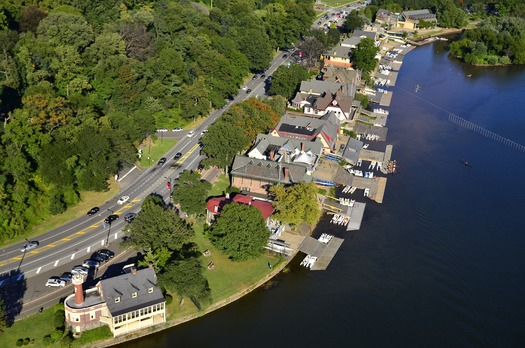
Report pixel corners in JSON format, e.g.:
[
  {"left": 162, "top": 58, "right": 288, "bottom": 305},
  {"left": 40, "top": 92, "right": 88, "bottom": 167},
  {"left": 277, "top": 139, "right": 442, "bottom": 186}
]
[
  {"left": 260, "top": 74, "right": 266, "bottom": 79},
  {"left": 246, "top": 88, "right": 252, "bottom": 93},
  {"left": 174, "top": 152, "right": 182, "bottom": 160},
  {"left": 91, "top": 252, "right": 109, "bottom": 263},
  {"left": 157, "top": 157, "right": 167, "bottom": 165},
  {"left": 104, "top": 214, "right": 119, "bottom": 224},
  {"left": 124, "top": 212, "right": 136, "bottom": 222},
  {"left": 283, "top": 54, "right": 288, "bottom": 58},
  {"left": 98, "top": 249, "right": 115, "bottom": 259},
  {"left": 60, "top": 272, "right": 73, "bottom": 283},
  {"left": 87, "top": 207, "right": 100, "bottom": 216}
]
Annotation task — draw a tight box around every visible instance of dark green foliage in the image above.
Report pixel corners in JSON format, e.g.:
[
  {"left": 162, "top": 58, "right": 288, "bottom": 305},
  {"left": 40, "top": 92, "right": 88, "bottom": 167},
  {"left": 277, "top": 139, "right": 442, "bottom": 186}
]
[
  {"left": 171, "top": 170, "right": 212, "bottom": 216},
  {"left": 450, "top": 16, "right": 525, "bottom": 65},
  {"left": 210, "top": 203, "right": 270, "bottom": 261},
  {"left": 124, "top": 195, "right": 194, "bottom": 252},
  {"left": 344, "top": 10, "right": 366, "bottom": 33},
  {"left": 268, "top": 64, "right": 309, "bottom": 100},
  {"left": 352, "top": 37, "right": 379, "bottom": 76},
  {"left": 165, "top": 293, "right": 173, "bottom": 305},
  {"left": 16, "top": 339, "right": 23, "bottom": 346},
  {"left": 0, "top": 297, "right": 7, "bottom": 334},
  {"left": 53, "top": 309, "right": 65, "bottom": 329},
  {"left": 159, "top": 257, "right": 211, "bottom": 309},
  {"left": 0, "top": 0, "right": 314, "bottom": 244},
  {"left": 70, "top": 325, "right": 112, "bottom": 347}
]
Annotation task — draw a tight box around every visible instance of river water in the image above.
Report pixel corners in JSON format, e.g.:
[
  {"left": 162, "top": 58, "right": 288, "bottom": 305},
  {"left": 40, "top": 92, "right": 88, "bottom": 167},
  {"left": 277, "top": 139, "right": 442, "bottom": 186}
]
[{"left": 118, "top": 42, "right": 525, "bottom": 347}]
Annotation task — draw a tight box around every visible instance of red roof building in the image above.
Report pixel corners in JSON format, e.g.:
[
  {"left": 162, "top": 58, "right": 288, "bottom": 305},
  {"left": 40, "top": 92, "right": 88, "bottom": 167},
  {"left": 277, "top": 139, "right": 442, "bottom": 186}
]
[{"left": 205, "top": 194, "right": 275, "bottom": 225}]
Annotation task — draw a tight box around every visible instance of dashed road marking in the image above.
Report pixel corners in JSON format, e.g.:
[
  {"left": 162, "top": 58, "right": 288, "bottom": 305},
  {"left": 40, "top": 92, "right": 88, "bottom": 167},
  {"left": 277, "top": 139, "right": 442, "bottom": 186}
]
[
  {"left": 54, "top": 260, "right": 59, "bottom": 267},
  {"left": 36, "top": 267, "right": 41, "bottom": 274}
]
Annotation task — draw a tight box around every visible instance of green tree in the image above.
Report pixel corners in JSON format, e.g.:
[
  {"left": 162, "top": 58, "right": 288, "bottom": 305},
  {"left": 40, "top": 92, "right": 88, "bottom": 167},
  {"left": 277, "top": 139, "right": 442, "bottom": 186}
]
[
  {"left": 438, "top": 0, "right": 467, "bottom": 29},
  {"left": 159, "top": 257, "right": 211, "bottom": 308},
  {"left": 124, "top": 195, "right": 194, "bottom": 252},
  {"left": 201, "top": 120, "right": 248, "bottom": 170},
  {"left": 171, "top": 170, "right": 211, "bottom": 216},
  {"left": 270, "top": 182, "right": 320, "bottom": 226},
  {"left": 37, "top": 11, "right": 94, "bottom": 51},
  {"left": 210, "top": 203, "right": 270, "bottom": 261},
  {"left": 352, "top": 37, "right": 379, "bottom": 75},
  {"left": 344, "top": 10, "right": 365, "bottom": 33},
  {"left": 268, "top": 64, "right": 309, "bottom": 100},
  {"left": 297, "top": 36, "right": 324, "bottom": 67}
]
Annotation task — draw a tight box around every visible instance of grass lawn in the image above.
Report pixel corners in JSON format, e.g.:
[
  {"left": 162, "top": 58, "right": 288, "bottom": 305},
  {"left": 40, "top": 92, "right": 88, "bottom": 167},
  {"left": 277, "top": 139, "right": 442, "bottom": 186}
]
[
  {"left": 206, "top": 174, "right": 230, "bottom": 197},
  {"left": 165, "top": 219, "right": 282, "bottom": 321},
  {"left": 138, "top": 138, "right": 177, "bottom": 168},
  {"left": 1, "top": 304, "right": 63, "bottom": 348}
]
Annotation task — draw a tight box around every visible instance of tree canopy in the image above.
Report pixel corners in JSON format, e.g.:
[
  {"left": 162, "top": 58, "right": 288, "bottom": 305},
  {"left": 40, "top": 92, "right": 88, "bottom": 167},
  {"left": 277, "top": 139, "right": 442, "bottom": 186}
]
[
  {"left": 171, "top": 170, "right": 212, "bottom": 216},
  {"left": 0, "top": 0, "right": 315, "bottom": 243},
  {"left": 268, "top": 64, "right": 309, "bottom": 100},
  {"left": 209, "top": 203, "right": 270, "bottom": 261},
  {"left": 270, "top": 182, "right": 321, "bottom": 226},
  {"left": 124, "top": 195, "right": 194, "bottom": 252}
]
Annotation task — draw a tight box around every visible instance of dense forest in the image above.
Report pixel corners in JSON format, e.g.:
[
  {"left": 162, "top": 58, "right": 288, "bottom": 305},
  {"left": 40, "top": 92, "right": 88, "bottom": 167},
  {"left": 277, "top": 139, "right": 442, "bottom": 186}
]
[{"left": 0, "top": 0, "right": 316, "bottom": 242}]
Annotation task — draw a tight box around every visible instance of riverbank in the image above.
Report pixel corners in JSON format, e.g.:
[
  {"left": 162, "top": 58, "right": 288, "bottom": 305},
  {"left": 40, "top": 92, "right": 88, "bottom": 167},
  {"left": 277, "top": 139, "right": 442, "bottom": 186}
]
[{"left": 85, "top": 243, "right": 300, "bottom": 348}]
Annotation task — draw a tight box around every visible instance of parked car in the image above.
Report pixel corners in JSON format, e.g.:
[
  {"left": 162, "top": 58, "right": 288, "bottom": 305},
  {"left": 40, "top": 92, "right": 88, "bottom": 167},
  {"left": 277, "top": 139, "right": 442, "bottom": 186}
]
[
  {"left": 46, "top": 277, "right": 66, "bottom": 288},
  {"left": 124, "top": 212, "right": 136, "bottom": 222},
  {"left": 71, "top": 265, "right": 89, "bottom": 276},
  {"left": 174, "top": 152, "right": 182, "bottom": 160},
  {"left": 87, "top": 207, "right": 100, "bottom": 216},
  {"left": 82, "top": 259, "right": 100, "bottom": 269},
  {"left": 186, "top": 130, "right": 195, "bottom": 138},
  {"left": 156, "top": 128, "right": 168, "bottom": 132},
  {"left": 260, "top": 74, "right": 266, "bottom": 79},
  {"left": 104, "top": 214, "right": 119, "bottom": 224},
  {"left": 98, "top": 249, "right": 115, "bottom": 259},
  {"left": 172, "top": 127, "right": 183, "bottom": 132},
  {"left": 157, "top": 157, "right": 167, "bottom": 165},
  {"left": 91, "top": 251, "right": 109, "bottom": 263},
  {"left": 21, "top": 241, "right": 39, "bottom": 253},
  {"left": 117, "top": 195, "right": 130, "bottom": 205},
  {"left": 60, "top": 272, "right": 73, "bottom": 283},
  {"left": 200, "top": 129, "right": 208, "bottom": 135},
  {"left": 246, "top": 88, "right": 252, "bottom": 93}
]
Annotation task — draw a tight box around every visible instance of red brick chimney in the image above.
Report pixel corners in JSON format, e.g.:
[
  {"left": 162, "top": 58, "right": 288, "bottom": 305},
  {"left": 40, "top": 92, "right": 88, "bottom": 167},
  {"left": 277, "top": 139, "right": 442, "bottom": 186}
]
[
  {"left": 301, "top": 143, "right": 304, "bottom": 152},
  {"left": 284, "top": 168, "right": 289, "bottom": 182},
  {"left": 72, "top": 273, "right": 84, "bottom": 306},
  {"left": 270, "top": 150, "right": 275, "bottom": 160}
]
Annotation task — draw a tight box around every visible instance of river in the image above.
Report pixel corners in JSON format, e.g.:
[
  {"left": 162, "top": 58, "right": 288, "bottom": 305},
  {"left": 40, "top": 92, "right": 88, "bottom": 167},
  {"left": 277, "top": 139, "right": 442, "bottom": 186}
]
[{"left": 118, "top": 41, "right": 525, "bottom": 347}]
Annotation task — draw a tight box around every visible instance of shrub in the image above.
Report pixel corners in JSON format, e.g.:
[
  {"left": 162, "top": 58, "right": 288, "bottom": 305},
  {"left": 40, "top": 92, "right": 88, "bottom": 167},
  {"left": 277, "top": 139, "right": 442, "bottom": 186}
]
[
  {"left": 71, "top": 325, "right": 112, "bottom": 347},
  {"left": 165, "top": 294, "right": 173, "bottom": 305},
  {"left": 53, "top": 309, "right": 66, "bottom": 329},
  {"left": 51, "top": 329, "right": 63, "bottom": 340},
  {"left": 23, "top": 337, "right": 30, "bottom": 345},
  {"left": 16, "top": 339, "right": 24, "bottom": 347},
  {"left": 43, "top": 335, "right": 54, "bottom": 346}
]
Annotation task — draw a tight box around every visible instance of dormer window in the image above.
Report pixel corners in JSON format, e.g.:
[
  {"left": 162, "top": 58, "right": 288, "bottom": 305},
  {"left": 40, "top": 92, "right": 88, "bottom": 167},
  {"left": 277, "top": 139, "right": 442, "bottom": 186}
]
[
  {"left": 132, "top": 292, "right": 137, "bottom": 298},
  {"left": 148, "top": 287, "right": 154, "bottom": 294},
  {"left": 115, "top": 296, "right": 121, "bottom": 303}
]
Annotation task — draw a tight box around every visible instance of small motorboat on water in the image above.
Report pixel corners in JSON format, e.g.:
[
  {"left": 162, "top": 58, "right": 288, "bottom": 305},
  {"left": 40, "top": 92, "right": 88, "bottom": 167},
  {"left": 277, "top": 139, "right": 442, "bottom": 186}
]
[{"left": 459, "top": 160, "right": 472, "bottom": 168}]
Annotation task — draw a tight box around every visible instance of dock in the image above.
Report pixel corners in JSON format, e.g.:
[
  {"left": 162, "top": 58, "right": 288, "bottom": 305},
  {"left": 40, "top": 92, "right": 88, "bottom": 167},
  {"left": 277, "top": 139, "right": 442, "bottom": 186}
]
[
  {"left": 345, "top": 201, "right": 366, "bottom": 230},
  {"left": 298, "top": 236, "right": 345, "bottom": 271}
]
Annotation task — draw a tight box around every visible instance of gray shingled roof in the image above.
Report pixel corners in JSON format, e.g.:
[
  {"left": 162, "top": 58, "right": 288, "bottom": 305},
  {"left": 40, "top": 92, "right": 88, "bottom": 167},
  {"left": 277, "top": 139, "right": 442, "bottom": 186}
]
[
  {"left": 231, "top": 156, "right": 312, "bottom": 184},
  {"left": 353, "top": 123, "right": 389, "bottom": 141},
  {"left": 352, "top": 29, "right": 377, "bottom": 40},
  {"left": 299, "top": 80, "right": 342, "bottom": 95},
  {"left": 275, "top": 114, "right": 340, "bottom": 149},
  {"left": 100, "top": 268, "right": 164, "bottom": 317},
  {"left": 342, "top": 138, "right": 363, "bottom": 165},
  {"left": 249, "top": 134, "right": 324, "bottom": 159},
  {"left": 324, "top": 45, "right": 352, "bottom": 59}
]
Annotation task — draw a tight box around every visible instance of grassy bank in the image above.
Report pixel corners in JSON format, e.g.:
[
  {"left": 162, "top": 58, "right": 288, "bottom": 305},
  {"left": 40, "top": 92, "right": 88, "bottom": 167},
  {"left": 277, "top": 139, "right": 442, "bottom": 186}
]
[{"left": 138, "top": 138, "right": 177, "bottom": 168}]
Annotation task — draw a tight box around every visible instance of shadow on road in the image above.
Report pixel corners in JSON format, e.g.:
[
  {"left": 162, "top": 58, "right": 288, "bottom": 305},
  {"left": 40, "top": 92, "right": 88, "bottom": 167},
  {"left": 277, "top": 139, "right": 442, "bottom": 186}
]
[{"left": 0, "top": 269, "right": 27, "bottom": 325}]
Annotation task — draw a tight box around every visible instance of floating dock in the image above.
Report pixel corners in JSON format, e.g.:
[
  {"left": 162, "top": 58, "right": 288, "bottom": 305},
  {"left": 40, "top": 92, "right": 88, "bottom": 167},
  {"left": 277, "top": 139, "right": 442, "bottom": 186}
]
[{"left": 298, "top": 236, "right": 345, "bottom": 271}]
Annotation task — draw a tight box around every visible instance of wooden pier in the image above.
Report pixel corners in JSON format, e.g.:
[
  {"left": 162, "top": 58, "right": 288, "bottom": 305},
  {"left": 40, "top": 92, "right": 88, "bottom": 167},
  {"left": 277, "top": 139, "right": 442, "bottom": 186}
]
[{"left": 298, "top": 236, "right": 345, "bottom": 271}]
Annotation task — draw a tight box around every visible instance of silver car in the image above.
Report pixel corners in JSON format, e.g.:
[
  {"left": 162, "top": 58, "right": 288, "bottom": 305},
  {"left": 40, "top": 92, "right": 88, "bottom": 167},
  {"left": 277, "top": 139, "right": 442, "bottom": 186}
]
[
  {"left": 46, "top": 277, "right": 66, "bottom": 288},
  {"left": 21, "top": 241, "right": 39, "bottom": 253}
]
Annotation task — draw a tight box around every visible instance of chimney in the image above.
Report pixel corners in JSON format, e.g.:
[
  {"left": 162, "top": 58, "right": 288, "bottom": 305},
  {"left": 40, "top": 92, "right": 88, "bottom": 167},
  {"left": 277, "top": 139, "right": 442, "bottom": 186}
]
[
  {"left": 131, "top": 267, "right": 137, "bottom": 276},
  {"left": 214, "top": 205, "right": 218, "bottom": 213},
  {"left": 301, "top": 143, "right": 305, "bottom": 152},
  {"left": 225, "top": 192, "right": 230, "bottom": 199},
  {"left": 284, "top": 168, "right": 289, "bottom": 182},
  {"left": 270, "top": 150, "right": 275, "bottom": 160},
  {"left": 72, "top": 273, "right": 84, "bottom": 306}
]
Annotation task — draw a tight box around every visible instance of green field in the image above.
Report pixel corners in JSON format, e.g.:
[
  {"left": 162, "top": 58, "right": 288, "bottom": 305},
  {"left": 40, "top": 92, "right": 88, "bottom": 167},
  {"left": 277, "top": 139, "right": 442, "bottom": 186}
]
[{"left": 138, "top": 138, "right": 177, "bottom": 168}]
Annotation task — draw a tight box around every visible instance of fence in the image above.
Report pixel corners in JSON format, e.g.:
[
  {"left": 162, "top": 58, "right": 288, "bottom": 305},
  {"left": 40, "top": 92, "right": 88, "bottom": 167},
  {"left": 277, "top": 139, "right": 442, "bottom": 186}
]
[{"left": 448, "top": 113, "right": 525, "bottom": 152}]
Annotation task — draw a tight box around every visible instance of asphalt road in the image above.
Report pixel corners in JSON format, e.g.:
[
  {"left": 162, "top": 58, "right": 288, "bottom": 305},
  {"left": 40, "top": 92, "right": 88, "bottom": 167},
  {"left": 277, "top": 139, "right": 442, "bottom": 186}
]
[{"left": 0, "top": 50, "right": 291, "bottom": 318}]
